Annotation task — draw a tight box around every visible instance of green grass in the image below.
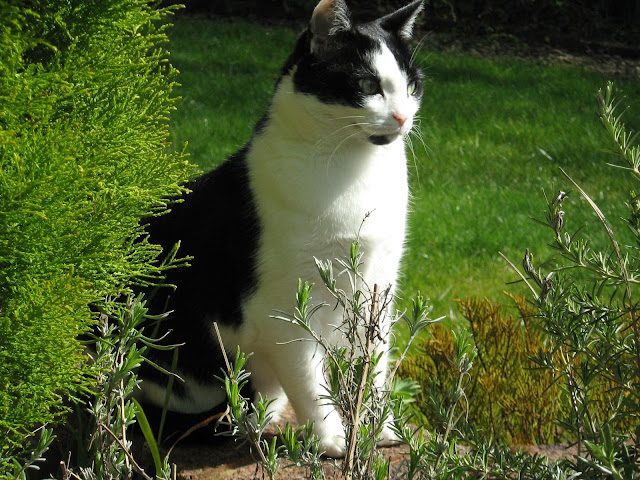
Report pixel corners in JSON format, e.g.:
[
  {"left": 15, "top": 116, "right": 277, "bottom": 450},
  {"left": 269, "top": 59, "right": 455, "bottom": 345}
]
[{"left": 167, "top": 16, "right": 640, "bottom": 323}]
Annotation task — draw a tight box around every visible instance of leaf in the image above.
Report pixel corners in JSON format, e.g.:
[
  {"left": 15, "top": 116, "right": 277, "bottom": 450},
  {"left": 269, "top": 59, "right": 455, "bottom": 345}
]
[{"left": 132, "top": 398, "right": 162, "bottom": 477}]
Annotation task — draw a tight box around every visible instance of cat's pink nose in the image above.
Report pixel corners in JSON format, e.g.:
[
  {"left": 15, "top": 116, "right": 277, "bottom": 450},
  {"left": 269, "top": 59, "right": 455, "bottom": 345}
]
[{"left": 393, "top": 114, "right": 407, "bottom": 127}]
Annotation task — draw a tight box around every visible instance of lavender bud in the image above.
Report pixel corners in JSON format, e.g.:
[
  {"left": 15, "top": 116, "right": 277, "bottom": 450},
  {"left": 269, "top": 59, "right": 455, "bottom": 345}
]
[
  {"left": 553, "top": 191, "right": 567, "bottom": 207},
  {"left": 553, "top": 210, "right": 565, "bottom": 234}
]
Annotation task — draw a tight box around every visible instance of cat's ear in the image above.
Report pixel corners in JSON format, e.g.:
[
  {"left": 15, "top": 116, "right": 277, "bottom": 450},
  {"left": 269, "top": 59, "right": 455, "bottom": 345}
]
[
  {"left": 379, "top": 0, "right": 424, "bottom": 40},
  {"left": 310, "top": 0, "right": 351, "bottom": 54}
]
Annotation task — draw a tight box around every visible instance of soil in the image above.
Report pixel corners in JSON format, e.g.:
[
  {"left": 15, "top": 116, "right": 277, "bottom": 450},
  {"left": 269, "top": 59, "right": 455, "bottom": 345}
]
[
  {"left": 423, "top": 33, "right": 640, "bottom": 79},
  {"left": 164, "top": 404, "right": 581, "bottom": 480},
  {"left": 167, "top": 406, "right": 341, "bottom": 480}
]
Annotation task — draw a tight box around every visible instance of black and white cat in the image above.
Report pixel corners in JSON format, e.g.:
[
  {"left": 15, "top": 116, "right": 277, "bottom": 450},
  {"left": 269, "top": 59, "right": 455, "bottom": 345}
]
[{"left": 139, "top": 0, "right": 424, "bottom": 458}]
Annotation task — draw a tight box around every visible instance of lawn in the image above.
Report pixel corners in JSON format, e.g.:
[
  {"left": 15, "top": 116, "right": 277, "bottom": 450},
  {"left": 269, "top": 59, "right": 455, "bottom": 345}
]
[{"left": 167, "top": 16, "right": 640, "bottom": 325}]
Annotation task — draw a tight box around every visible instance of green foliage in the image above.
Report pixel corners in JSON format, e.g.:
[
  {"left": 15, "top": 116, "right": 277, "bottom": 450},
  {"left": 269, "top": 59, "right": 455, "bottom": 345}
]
[
  {"left": 515, "top": 82, "right": 640, "bottom": 477},
  {"left": 398, "top": 83, "right": 639, "bottom": 478},
  {"left": 0, "top": 0, "right": 192, "bottom": 472},
  {"left": 216, "top": 345, "right": 325, "bottom": 480},
  {"left": 309, "top": 243, "right": 438, "bottom": 480},
  {"left": 59, "top": 297, "right": 174, "bottom": 480},
  {"left": 401, "top": 295, "right": 564, "bottom": 445},
  {"left": 392, "top": 324, "right": 572, "bottom": 480},
  {"left": 2, "top": 427, "right": 55, "bottom": 480}
]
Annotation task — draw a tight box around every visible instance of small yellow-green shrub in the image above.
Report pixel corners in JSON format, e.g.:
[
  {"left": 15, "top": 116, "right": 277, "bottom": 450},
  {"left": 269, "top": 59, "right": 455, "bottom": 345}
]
[{"left": 400, "top": 295, "right": 563, "bottom": 445}]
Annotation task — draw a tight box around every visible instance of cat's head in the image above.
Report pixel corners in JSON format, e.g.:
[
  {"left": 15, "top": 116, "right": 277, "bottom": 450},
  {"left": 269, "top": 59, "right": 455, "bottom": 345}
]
[{"left": 282, "top": 0, "right": 424, "bottom": 146}]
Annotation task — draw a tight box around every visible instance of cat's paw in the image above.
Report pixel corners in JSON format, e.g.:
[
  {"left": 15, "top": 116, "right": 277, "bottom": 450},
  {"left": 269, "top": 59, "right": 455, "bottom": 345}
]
[
  {"left": 313, "top": 416, "right": 346, "bottom": 458},
  {"left": 318, "top": 433, "right": 346, "bottom": 458},
  {"left": 377, "top": 423, "right": 402, "bottom": 447}
]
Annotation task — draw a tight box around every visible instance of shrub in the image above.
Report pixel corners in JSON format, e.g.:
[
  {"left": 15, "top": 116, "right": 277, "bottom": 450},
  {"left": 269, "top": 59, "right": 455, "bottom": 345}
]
[
  {"left": 401, "top": 295, "right": 563, "bottom": 445},
  {"left": 213, "top": 241, "right": 436, "bottom": 480},
  {"left": 0, "top": 0, "right": 192, "bottom": 473},
  {"left": 402, "top": 84, "right": 640, "bottom": 477},
  {"left": 400, "top": 83, "right": 639, "bottom": 478},
  {"left": 517, "top": 83, "right": 640, "bottom": 477}
]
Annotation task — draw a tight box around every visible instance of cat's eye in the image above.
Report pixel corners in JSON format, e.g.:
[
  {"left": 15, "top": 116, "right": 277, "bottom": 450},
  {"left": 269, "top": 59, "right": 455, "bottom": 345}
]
[
  {"left": 358, "top": 77, "right": 381, "bottom": 96},
  {"left": 408, "top": 80, "right": 420, "bottom": 96}
]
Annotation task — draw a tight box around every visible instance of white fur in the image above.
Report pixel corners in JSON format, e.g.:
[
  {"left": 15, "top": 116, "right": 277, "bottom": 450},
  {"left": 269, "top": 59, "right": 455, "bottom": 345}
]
[
  {"left": 362, "top": 44, "right": 419, "bottom": 138},
  {"left": 137, "top": 373, "right": 226, "bottom": 414},
  {"left": 213, "top": 43, "right": 419, "bottom": 457}
]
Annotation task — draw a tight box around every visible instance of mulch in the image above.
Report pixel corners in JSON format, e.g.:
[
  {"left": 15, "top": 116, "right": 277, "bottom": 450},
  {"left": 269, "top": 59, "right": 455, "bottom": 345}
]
[{"left": 423, "top": 33, "right": 640, "bottom": 78}]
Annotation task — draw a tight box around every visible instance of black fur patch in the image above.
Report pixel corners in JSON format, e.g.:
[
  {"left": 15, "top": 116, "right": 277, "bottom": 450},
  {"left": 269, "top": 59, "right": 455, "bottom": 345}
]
[
  {"left": 140, "top": 148, "right": 261, "bottom": 387},
  {"left": 368, "top": 134, "right": 394, "bottom": 145},
  {"left": 282, "top": 18, "right": 423, "bottom": 108}
]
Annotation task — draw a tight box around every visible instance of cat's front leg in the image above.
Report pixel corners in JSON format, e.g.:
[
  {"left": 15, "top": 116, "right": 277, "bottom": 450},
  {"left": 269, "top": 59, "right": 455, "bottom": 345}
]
[
  {"left": 245, "top": 356, "right": 289, "bottom": 423},
  {"left": 270, "top": 344, "right": 346, "bottom": 458}
]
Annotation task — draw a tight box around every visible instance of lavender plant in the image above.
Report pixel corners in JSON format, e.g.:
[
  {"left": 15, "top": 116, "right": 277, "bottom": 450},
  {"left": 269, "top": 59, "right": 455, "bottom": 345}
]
[
  {"left": 58, "top": 296, "right": 175, "bottom": 480},
  {"left": 511, "top": 82, "right": 640, "bottom": 478},
  {"left": 215, "top": 241, "right": 438, "bottom": 480},
  {"left": 215, "top": 244, "right": 561, "bottom": 479}
]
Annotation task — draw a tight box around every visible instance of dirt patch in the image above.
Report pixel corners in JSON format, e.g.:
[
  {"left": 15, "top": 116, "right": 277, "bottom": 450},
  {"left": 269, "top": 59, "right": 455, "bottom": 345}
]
[
  {"left": 167, "top": 406, "right": 347, "bottom": 480},
  {"left": 165, "top": 405, "right": 579, "bottom": 480},
  {"left": 424, "top": 33, "right": 640, "bottom": 79}
]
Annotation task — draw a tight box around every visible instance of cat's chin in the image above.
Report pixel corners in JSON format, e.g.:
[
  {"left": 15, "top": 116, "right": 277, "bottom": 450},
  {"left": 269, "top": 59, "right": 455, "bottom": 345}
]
[{"left": 367, "top": 134, "right": 400, "bottom": 146}]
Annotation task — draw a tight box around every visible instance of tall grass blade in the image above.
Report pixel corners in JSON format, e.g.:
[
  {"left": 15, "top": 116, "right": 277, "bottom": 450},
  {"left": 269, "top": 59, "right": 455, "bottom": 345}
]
[{"left": 132, "top": 398, "right": 163, "bottom": 478}]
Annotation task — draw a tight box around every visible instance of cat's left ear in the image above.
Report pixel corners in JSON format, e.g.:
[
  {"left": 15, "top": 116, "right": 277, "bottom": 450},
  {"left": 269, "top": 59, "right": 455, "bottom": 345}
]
[
  {"left": 379, "top": 0, "right": 424, "bottom": 40},
  {"left": 310, "top": 0, "right": 351, "bottom": 54}
]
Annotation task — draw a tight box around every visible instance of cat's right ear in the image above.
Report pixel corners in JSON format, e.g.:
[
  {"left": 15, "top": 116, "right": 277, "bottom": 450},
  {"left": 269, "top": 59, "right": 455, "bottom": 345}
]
[{"left": 310, "top": 0, "right": 351, "bottom": 54}]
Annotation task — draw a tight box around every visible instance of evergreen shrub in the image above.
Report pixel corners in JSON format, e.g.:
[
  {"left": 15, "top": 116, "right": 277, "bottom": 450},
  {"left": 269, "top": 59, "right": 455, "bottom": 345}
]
[
  {"left": 400, "top": 295, "right": 564, "bottom": 445},
  {"left": 0, "top": 0, "right": 192, "bottom": 472}
]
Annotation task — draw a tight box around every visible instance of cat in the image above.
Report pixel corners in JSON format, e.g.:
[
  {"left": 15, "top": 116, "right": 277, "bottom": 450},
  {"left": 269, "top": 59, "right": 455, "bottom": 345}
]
[{"left": 138, "top": 0, "right": 424, "bottom": 458}]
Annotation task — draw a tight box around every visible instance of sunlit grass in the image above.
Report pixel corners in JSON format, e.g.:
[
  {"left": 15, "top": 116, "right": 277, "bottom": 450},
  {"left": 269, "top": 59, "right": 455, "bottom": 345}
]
[{"left": 168, "top": 16, "right": 640, "bottom": 324}]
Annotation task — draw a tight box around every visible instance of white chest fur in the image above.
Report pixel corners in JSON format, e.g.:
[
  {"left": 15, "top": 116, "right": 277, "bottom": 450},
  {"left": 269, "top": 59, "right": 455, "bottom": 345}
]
[{"left": 247, "top": 77, "right": 409, "bottom": 309}]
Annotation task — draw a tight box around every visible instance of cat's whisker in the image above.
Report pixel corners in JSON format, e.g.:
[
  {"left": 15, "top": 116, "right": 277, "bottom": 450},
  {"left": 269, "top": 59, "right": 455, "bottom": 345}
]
[
  {"left": 405, "top": 135, "right": 421, "bottom": 185},
  {"left": 410, "top": 33, "right": 430, "bottom": 67},
  {"left": 325, "top": 124, "right": 367, "bottom": 152},
  {"left": 328, "top": 130, "right": 361, "bottom": 165},
  {"left": 412, "top": 38, "right": 435, "bottom": 76},
  {"left": 311, "top": 132, "right": 365, "bottom": 167},
  {"left": 410, "top": 124, "right": 428, "bottom": 153},
  {"left": 311, "top": 121, "right": 370, "bottom": 155},
  {"left": 329, "top": 122, "right": 370, "bottom": 136},
  {"left": 331, "top": 115, "right": 367, "bottom": 121},
  {"left": 410, "top": 128, "right": 432, "bottom": 182},
  {"left": 405, "top": 120, "right": 430, "bottom": 185},
  {"left": 321, "top": 121, "right": 370, "bottom": 140}
]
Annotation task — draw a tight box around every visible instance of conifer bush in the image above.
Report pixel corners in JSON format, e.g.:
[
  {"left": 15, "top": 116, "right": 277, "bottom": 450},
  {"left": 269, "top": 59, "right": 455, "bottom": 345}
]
[
  {"left": 0, "top": 0, "right": 192, "bottom": 473},
  {"left": 400, "top": 295, "right": 563, "bottom": 445}
]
